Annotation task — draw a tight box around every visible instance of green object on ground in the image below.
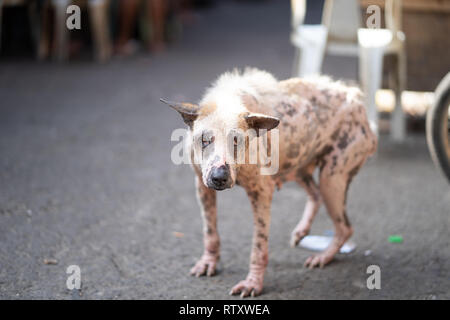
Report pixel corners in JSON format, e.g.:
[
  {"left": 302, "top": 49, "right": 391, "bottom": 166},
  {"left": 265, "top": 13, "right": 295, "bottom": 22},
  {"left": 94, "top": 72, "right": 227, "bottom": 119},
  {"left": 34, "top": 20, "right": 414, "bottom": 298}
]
[{"left": 388, "top": 235, "right": 403, "bottom": 243}]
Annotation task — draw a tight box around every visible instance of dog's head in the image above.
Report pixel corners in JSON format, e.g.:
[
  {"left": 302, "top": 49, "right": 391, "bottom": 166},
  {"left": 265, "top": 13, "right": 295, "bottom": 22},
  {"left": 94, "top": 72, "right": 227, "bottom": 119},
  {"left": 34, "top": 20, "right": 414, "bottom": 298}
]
[{"left": 161, "top": 98, "right": 279, "bottom": 190}]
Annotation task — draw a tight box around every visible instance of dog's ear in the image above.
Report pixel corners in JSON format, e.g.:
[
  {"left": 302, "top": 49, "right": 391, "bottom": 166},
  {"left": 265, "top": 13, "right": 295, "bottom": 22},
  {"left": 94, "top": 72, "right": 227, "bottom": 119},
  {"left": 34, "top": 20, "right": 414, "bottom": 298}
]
[
  {"left": 244, "top": 112, "right": 280, "bottom": 131},
  {"left": 160, "top": 98, "right": 200, "bottom": 127}
]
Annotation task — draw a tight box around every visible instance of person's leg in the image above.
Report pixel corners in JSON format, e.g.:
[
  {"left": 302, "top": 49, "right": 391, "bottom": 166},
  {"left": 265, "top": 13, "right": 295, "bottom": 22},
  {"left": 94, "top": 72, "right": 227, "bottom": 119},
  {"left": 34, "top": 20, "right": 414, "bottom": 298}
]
[
  {"left": 115, "top": 0, "right": 139, "bottom": 54},
  {"left": 146, "top": 0, "right": 167, "bottom": 52}
]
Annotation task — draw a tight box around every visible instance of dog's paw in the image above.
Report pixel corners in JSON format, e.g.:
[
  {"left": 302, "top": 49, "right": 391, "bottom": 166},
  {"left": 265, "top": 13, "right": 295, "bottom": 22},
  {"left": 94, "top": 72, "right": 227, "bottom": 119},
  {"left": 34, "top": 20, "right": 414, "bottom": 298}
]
[
  {"left": 229, "top": 277, "right": 263, "bottom": 298},
  {"left": 304, "top": 251, "right": 334, "bottom": 269},
  {"left": 290, "top": 227, "right": 310, "bottom": 247},
  {"left": 190, "top": 254, "right": 218, "bottom": 277}
]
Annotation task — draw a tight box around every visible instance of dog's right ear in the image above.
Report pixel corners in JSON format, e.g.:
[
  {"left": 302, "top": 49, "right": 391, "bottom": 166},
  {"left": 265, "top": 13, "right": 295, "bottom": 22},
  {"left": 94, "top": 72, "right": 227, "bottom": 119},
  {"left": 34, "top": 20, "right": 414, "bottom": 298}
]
[{"left": 160, "top": 98, "right": 200, "bottom": 128}]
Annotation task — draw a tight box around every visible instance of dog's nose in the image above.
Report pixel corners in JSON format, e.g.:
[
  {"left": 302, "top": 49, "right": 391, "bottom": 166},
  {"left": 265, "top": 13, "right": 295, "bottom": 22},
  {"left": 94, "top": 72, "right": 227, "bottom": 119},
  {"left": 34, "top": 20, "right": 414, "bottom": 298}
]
[{"left": 211, "top": 165, "right": 229, "bottom": 186}]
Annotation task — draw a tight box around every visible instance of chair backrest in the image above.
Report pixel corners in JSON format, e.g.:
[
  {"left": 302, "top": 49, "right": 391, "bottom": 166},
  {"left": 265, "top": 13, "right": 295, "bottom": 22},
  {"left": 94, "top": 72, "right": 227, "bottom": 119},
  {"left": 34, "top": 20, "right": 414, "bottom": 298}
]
[
  {"left": 385, "top": 0, "right": 403, "bottom": 35},
  {"left": 291, "top": 0, "right": 403, "bottom": 39},
  {"left": 323, "top": 0, "right": 362, "bottom": 42}
]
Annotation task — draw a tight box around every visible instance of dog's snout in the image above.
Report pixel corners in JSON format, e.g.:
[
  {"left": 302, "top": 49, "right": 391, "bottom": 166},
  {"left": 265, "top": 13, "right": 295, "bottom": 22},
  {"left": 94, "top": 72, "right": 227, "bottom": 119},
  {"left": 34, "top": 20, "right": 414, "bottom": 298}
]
[
  {"left": 211, "top": 165, "right": 229, "bottom": 185},
  {"left": 208, "top": 165, "right": 231, "bottom": 190}
]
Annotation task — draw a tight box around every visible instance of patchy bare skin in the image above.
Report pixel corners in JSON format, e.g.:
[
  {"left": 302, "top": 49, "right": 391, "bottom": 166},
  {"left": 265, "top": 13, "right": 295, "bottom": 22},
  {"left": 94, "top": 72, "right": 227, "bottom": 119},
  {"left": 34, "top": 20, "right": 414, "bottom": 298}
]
[{"left": 162, "top": 69, "right": 377, "bottom": 297}]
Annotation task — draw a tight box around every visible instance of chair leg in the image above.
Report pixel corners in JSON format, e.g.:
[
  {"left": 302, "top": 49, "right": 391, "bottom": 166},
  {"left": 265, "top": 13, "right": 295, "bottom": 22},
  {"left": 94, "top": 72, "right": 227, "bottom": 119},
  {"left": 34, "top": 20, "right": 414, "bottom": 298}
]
[
  {"left": 52, "top": 0, "right": 70, "bottom": 62},
  {"left": 390, "top": 49, "right": 407, "bottom": 142},
  {"left": 292, "top": 47, "right": 301, "bottom": 77},
  {"left": 359, "top": 45, "right": 384, "bottom": 138},
  {"left": 88, "top": 0, "right": 111, "bottom": 62},
  {"left": 291, "top": 26, "right": 327, "bottom": 77}
]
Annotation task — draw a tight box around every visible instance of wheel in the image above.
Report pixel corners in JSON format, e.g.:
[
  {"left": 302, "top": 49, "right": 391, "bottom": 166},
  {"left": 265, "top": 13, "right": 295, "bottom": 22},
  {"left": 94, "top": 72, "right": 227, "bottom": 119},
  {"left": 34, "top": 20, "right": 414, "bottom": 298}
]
[{"left": 426, "top": 72, "right": 450, "bottom": 182}]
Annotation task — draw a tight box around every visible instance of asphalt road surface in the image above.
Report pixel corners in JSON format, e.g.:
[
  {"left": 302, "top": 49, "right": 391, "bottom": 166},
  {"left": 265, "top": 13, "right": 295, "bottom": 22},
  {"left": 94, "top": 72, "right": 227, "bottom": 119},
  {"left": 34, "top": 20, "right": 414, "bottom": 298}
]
[{"left": 0, "top": 1, "right": 448, "bottom": 299}]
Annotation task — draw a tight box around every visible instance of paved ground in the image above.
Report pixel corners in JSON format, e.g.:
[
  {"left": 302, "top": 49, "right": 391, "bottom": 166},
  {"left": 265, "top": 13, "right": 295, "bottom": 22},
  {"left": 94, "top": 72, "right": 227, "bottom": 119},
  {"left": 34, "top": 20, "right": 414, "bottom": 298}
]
[{"left": 0, "top": 1, "right": 448, "bottom": 299}]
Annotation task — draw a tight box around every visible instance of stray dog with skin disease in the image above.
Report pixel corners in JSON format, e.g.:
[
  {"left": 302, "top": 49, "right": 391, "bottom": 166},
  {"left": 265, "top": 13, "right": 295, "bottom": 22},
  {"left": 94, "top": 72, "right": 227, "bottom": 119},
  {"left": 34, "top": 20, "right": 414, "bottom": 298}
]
[{"left": 161, "top": 68, "right": 377, "bottom": 297}]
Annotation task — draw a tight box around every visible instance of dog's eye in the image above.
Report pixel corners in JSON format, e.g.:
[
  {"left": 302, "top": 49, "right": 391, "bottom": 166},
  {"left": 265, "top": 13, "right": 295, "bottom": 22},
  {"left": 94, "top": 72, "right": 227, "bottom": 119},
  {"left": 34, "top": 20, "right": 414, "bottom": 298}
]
[{"left": 202, "top": 136, "right": 214, "bottom": 148}]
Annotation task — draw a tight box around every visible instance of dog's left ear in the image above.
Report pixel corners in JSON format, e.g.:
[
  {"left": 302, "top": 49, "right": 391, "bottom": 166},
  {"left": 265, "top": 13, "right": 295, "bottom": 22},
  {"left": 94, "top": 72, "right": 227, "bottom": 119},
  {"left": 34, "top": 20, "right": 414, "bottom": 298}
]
[
  {"left": 160, "top": 98, "right": 200, "bottom": 127},
  {"left": 244, "top": 112, "right": 280, "bottom": 131}
]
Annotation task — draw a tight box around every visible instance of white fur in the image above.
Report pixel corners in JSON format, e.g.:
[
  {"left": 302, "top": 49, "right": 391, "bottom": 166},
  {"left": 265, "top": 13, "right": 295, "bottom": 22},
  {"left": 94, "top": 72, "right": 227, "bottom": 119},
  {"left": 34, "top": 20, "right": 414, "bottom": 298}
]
[
  {"left": 302, "top": 74, "right": 363, "bottom": 104},
  {"left": 200, "top": 68, "right": 278, "bottom": 117}
]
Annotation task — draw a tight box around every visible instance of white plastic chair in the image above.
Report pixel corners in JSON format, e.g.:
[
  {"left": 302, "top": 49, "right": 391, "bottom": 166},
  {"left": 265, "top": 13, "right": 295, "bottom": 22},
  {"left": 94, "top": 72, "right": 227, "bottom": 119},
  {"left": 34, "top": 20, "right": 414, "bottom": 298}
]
[
  {"left": 358, "top": 0, "right": 406, "bottom": 141},
  {"left": 291, "top": 0, "right": 361, "bottom": 77},
  {"left": 291, "top": 0, "right": 406, "bottom": 141}
]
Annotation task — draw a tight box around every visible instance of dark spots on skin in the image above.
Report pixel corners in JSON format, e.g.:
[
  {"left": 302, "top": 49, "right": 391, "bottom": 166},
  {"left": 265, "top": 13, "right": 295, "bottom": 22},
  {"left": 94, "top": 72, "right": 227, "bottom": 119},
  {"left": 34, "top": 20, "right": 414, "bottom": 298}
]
[
  {"left": 257, "top": 218, "right": 266, "bottom": 228},
  {"left": 332, "top": 155, "right": 338, "bottom": 168},
  {"left": 337, "top": 131, "right": 350, "bottom": 150},
  {"left": 248, "top": 190, "right": 259, "bottom": 201},
  {"left": 256, "top": 242, "right": 262, "bottom": 250},
  {"left": 286, "top": 107, "right": 297, "bottom": 117},
  {"left": 276, "top": 102, "right": 298, "bottom": 117},
  {"left": 302, "top": 175, "right": 314, "bottom": 189},
  {"left": 206, "top": 227, "right": 213, "bottom": 235},
  {"left": 287, "top": 143, "right": 301, "bottom": 158},
  {"left": 295, "top": 168, "right": 304, "bottom": 179},
  {"left": 361, "top": 126, "right": 367, "bottom": 137},
  {"left": 257, "top": 232, "right": 268, "bottom": 241},
  {"left": 282, "top": 162, "right": 292, "bottom": 170},
  {"left": 331, "top": 129, "right": 340, "bottom": 141},
  {"left": 207, "top": 247, "right": 219, "bottom": 256},
  {"left": 316, "top": 145, "right": 334, "bottom": 171},
  {"left": 201, "top": 193, "right": 213, "bottom": 210},
  {"left": 343, "top": 210, "right": 351, "bottom": 227},
  {"left": 348, "top": 164, "right": 361, "bottom": 182},
  {"left": 296, "top": 169, "right": 313, "bottom": 187},
  {"left": 344, "top": 164, "right": 361, "bottom": 205}
]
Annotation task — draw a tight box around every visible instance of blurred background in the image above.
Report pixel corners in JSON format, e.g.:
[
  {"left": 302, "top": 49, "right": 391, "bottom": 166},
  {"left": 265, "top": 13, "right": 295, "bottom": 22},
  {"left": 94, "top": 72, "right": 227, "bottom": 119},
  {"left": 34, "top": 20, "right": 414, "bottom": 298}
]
[{"left": 0, "top": 0, "right": 449, "bottom": 299}]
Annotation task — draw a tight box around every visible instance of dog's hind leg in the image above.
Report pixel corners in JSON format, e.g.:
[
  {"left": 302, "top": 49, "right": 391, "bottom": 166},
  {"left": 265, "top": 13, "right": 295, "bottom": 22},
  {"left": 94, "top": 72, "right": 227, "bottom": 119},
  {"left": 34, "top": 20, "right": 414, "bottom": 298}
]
[
  {"left": 304, "top": 169, "right": 354, "bottom": 269},
  {"left": 290, "top": 164, "right": 322, "bottom": 247},
  {"left": 304, "top": 137, "right": 370, "bottom": 268}
]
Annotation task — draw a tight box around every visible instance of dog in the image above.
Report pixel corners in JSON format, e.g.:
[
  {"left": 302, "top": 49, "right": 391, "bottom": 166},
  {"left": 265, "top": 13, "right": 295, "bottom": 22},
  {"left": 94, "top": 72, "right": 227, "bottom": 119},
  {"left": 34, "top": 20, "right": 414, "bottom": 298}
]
[{"left": 161, "top": 68, "right": 377, "bottom": 297}]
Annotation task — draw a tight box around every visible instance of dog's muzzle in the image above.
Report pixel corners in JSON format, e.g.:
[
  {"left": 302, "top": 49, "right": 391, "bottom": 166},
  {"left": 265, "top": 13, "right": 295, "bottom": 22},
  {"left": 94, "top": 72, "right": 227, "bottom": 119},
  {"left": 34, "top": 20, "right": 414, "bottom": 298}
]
[{"left": 207, "top": 165, "right": 232, "bottom": 190}]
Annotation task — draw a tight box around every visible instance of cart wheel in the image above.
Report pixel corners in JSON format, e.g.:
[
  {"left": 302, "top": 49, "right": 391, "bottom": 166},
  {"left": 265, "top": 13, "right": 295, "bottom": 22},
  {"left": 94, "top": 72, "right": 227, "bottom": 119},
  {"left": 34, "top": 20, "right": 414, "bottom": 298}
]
[{"left": 426, "top": 72, "right": 450, "bottom": 182}]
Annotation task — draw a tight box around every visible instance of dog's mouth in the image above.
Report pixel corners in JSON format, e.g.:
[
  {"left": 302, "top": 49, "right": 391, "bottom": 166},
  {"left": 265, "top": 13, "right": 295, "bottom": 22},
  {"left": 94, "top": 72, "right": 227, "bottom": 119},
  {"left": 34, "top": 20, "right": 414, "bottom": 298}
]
[{"left": 208, "top": 182, "right": 231, "bottom": 191}]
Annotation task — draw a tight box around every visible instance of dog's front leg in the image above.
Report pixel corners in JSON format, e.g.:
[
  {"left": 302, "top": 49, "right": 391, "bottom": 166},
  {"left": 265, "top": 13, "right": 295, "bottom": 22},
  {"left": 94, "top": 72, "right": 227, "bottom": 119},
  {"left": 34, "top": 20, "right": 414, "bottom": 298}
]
[
  {"left": 190, "top": 175, "right": 220, "bottom": 277},
  {"left": 230, "top": 180, "right": 274, "bottom": 298}
]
